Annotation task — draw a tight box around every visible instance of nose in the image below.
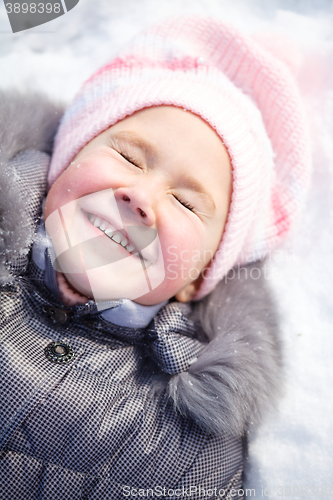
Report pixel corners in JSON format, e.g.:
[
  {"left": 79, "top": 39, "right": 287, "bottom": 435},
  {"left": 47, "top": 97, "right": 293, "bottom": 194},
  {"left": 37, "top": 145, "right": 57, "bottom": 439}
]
[{"left": 115, "top": 186, "right": 156, "bottom": 226}]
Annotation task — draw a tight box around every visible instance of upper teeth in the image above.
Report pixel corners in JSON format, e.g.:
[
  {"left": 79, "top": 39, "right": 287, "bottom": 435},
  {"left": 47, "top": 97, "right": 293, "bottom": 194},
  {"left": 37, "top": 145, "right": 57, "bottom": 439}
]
[{"left": 87, "top": 213, "right": 136, "bottom": 254}]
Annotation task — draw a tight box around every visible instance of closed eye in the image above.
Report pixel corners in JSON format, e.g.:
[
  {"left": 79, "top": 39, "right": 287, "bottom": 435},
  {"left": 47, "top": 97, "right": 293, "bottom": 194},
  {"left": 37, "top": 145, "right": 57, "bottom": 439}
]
[
  {"left": 173, "top": 194, "right": 195, "bottom": 212},
  {"left": 118, "top": 151, "right": 142, "bottom": 169}
]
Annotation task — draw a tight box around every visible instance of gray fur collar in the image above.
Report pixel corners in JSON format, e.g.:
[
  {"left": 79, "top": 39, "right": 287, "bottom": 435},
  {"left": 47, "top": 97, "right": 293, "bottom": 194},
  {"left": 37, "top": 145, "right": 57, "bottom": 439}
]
[
  {"left": 0, "top": 90, "right": 282, "bottom": 438},
  {"left": 0, "top": 90, "right": 63, "bottom": 282}
]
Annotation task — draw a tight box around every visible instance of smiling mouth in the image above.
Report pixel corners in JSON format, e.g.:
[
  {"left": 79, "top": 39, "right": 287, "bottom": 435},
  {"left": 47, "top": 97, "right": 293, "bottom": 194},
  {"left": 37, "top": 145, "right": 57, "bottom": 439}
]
[{"left": 86, "top": 212, "right": 140, "bottom": 257}]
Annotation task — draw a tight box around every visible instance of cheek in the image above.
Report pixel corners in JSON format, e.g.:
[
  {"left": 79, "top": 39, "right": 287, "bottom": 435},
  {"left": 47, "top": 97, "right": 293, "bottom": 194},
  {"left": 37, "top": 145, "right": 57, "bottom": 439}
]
[
  {"left": 48, "top": 153, "right": 123, "bottom": 204},
  {"left": 45, "top": 166, "right": 89, "bottom": 217},
  {"left": 46, "top": 160, "right": 121, "bottom": 223},
  {"left": 160, "top": 215, "right": 206, "bottom": 281},
  {"left": 59, "top": 162, "right": 108, "bottom": 198}
]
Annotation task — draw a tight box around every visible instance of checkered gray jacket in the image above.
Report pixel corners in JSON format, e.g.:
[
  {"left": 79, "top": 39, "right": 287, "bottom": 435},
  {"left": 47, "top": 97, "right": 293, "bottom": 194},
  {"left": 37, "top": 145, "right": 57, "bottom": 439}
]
[{"left": 0, "top": 92, "right": 282, "bottom": 500}]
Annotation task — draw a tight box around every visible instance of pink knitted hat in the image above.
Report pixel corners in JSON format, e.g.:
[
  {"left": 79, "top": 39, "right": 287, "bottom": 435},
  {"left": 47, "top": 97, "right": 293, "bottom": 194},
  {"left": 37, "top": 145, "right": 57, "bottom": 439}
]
[{"left": 49, "top": 16, "right": 311, "bottom": 300}]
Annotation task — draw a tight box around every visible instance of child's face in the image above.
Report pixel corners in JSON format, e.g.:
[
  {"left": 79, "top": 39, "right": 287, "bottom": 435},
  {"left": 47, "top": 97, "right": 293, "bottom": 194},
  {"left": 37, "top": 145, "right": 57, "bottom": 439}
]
[{"left": 44, "top": 106, "right": 232, "bottom": 305}]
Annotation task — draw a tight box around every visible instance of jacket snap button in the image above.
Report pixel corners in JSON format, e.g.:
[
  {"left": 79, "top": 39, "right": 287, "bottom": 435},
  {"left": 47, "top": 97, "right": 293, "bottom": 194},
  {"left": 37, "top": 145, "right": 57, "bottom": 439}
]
[
  {"left": 42, "top": 306, "right": 69, "bottom": 324},
  {"left": 44, "top": 341, "right": 75, "bottom": 364}
]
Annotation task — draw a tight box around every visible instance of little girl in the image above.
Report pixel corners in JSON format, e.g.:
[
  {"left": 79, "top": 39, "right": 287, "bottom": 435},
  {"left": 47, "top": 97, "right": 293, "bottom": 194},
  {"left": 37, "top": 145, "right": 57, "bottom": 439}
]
[{"left": 0, "top": 16, "right": 311, "bottom": 500}]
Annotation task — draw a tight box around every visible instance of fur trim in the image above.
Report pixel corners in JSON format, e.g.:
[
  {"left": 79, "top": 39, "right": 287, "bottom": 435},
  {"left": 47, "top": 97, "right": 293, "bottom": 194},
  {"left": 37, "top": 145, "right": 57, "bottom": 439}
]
[
  {"left": 168, "top": 262, "right": 282, "bottom": 437},
  {"left": 0, "top": 90, "right": 63, "bottom": 282}
]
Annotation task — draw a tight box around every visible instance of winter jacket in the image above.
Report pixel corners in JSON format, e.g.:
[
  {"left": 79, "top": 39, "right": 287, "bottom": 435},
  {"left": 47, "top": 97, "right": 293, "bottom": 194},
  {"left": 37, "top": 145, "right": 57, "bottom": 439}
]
[{"left": 0, "top": 91, "right": 282, "bottom": 500}]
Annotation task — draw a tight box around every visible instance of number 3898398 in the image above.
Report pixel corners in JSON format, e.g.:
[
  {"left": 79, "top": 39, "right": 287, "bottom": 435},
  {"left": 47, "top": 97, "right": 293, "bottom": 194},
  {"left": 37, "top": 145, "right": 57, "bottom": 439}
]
[{"left": 5, "top": 3, "right": 61, "bottom": 14}]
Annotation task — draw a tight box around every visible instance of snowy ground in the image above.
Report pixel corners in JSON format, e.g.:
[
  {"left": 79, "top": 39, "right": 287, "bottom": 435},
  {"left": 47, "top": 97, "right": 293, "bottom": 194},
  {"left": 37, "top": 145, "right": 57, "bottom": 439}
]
[{"left": 0, "top": 0, "right": 332, "bottom": 498}]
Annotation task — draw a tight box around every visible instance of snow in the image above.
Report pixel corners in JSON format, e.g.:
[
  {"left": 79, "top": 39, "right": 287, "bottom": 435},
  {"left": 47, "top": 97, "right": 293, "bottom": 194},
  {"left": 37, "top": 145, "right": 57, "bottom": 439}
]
[{"left": 1, "top": 0, "right": 332, "bottom": 497}]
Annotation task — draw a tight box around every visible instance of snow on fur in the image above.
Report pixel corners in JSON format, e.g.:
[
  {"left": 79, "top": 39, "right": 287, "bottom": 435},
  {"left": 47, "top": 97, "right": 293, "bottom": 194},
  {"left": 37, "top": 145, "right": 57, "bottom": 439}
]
[{"left": 0, "top": 91, "right": 62, "bottom": 281}]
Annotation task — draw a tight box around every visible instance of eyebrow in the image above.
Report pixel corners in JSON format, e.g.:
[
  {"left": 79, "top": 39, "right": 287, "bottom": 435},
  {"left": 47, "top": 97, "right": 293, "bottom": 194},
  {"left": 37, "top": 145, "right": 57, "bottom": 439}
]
[{"left": 109, "top": 131, "right": 216, "bottom": 214}]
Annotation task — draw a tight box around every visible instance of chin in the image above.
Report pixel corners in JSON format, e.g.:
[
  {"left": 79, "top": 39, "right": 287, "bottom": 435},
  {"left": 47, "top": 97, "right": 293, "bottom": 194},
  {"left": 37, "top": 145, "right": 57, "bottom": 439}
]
[
  {"left": 63, "top": 272, "right": 94, "bottom": 298},
  {"left": 131, "top": 284, "right": 176, "bottom": 306}
]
